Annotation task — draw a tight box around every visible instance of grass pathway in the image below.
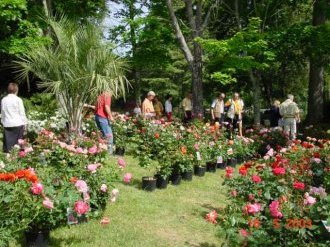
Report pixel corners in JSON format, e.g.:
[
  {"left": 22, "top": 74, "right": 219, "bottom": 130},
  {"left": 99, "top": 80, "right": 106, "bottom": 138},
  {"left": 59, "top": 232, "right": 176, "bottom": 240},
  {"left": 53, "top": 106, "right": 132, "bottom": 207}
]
[{"left": 50, "top": 156, "right": 227, "bottom": 247}]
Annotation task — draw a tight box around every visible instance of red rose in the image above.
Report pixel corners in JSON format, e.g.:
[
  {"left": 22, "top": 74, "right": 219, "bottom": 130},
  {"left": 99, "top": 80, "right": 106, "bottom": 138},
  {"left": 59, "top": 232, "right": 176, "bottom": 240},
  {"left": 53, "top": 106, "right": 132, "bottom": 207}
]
[
  {"left": 272, "top": 167, "right": 286, "bottom": 176},
  {"left": 252, "top": 174, "right": 262, "bottom": 183},
  {"left": 293, "top": 181, "right": 305, "bottom": 190}
]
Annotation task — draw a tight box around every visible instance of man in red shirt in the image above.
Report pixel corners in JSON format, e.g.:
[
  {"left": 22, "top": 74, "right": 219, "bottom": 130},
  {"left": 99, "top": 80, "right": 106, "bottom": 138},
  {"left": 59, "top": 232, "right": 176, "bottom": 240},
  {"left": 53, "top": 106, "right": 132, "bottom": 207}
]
[{"left": 93, "top": 92, "right": 114, "bottom": 154}]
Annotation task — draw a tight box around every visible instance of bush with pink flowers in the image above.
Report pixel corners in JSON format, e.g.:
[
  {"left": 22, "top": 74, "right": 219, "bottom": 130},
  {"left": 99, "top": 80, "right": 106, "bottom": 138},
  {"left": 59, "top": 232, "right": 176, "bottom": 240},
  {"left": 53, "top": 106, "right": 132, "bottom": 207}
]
[{"left": 0, "top": 130, "right": 120, "bottom": 245}]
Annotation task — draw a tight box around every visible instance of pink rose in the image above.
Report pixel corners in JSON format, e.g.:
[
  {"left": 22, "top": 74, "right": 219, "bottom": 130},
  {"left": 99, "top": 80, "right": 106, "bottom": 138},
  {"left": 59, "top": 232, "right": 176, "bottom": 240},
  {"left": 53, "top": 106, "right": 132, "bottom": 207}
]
[
  {"left": 100, "top": 184, "right": 108, "bottom": 193},
  {"left": 239, "top": 229, "right": 249, "bottom": 237},
  {"left": 66, "top": 145, "right": 76, "bottom": 152},
  {"left": 18, "top": 139, "right": 26, "bottom": 146},
  {"left": 245, "top": 203, "right": 261, "bottom": 214},
  {"left": 31, "top": 183, "right": 43, "bottom": 195},
  {"left": 76, "top": 147, "right": 84, "bottom": 154},
  {"left": 193, "top": 143, "right": 200, "bottom": 151},
  {"left": 24, "top": 147, "right": 33, "bottom": 153},
  {"left": 43, "top": 197, "right": 54, "bottom": 209},
  {"left": 248, "top": 194, "right": 255, "bottom": 201},
  {"left": 88, "top": 145, "right": 97, "bottom": 154},
  {"left": 74, "top": 200, "right": 89, "bottom": 215},
  {"left": 252, "top": 174, "right": 262, "bottom": 183},
  {"left": 87, "top": 163, "right": 100, "bottom": 173},
  {"left": 19, "top": 150, "right": 26, "bottom": 158},
  {"left": 59, "top": 142, "right": 67, "bottom": 148},
  {"left": 123, "top": 173, "right": 132, "bottom": 184},
  {"left": 312, "top": 158, "right": 321, "bottom": 164},
  {"left": 205, "top": 210, "right": 218, "bottom": 224},
  {"left": 83, "top": 192, "right": 90, "bottom": 202},
  {"left": 75, "top": 180, "right": 88, "bottom": 193},
  {"left": 269, "top": 200, "right": 283, "bottom": 218},
  {"left": 117, "top": 158, "right": 126, "bottom": 169},
  {"left": 231, "top": 190, "right": 237, "bottom": 197},
  {"left": 304, "top": 193, "right": 316, "bottom": 205}
]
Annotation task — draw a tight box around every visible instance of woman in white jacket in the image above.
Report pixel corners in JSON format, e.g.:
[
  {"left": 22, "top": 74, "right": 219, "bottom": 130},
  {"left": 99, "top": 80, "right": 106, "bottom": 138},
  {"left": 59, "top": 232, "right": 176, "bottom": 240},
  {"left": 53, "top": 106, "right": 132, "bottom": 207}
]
[{"left": 1, "top": 83, "right": 27, "bottom": 153}]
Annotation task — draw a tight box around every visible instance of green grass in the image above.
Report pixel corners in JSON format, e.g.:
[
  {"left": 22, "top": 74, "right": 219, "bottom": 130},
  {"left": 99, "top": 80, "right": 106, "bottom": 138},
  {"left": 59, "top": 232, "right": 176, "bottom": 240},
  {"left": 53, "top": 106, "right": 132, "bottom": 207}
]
[{"left": 32, "top": 156, "right": 228, "bottom": 247}]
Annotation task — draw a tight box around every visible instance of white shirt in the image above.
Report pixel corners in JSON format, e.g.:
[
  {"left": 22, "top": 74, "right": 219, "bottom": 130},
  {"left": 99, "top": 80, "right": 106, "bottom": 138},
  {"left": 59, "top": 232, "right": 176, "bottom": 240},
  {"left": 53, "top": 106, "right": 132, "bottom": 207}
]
[
  {"left": 133, "top": 107, "right": 141, "bottom": 116},
  {"left": 1, "top": 94, "right": 27, "bottom": 127},
  {"left": 165, "top": 100, "right": 172, "bottom": 113}
]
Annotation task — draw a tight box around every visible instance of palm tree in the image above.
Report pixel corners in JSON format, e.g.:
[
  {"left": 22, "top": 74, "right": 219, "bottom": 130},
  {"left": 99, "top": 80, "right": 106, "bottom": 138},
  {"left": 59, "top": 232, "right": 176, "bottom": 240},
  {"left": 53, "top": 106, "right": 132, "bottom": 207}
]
[{"left": 14, "top": 17, "right": 129, "bottom": 132}]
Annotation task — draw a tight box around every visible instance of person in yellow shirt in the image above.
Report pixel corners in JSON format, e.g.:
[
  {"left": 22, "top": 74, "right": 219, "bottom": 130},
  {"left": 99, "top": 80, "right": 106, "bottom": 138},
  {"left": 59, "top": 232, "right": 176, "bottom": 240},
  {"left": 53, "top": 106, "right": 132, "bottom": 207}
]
[
  {"left": 142, "top": 91, "right": 156, "bottom": 119},
  {"left": 182, "top": 92, "right": 193, "bottom": 123},
  {"left": 153, "top": 96, "right": 164, "bottom": 119},
  {"left": 225, "top": 93, "right": 244, "bottom": 136}
]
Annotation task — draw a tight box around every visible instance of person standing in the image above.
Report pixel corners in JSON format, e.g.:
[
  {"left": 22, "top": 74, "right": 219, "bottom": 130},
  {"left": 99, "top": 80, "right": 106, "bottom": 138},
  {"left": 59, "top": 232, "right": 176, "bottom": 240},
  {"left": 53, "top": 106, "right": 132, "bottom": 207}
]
[
  {"left": 211, "top": 93, "right": 226, "bottom": 126},
  {"left": 164, "top": 95, "right": 173, "bottom": 121},
  {"left": 94, "top": 91, "right": 114, "bottom": 154},
  {"left": 182, "top": 92, "right": 193, "bottom": 123},
  {"left": 153, "top": 96, "right": 164, "bottom": 120},
  {"left": 142, "top": 91, "right": 156, "bottom": 119},
  {"left": 1, "top": 83, "right": 27, "bottom": 153},
  {"left": 279, "top": 94, "right": 300, "bottom": 140},
  {"left": 270, "top": 100, "right": 281, "bottom": 127},
  {"left": 225, "top": 93, "right": 244, "bottom": 136},
  {"left": 133, "top": 102, "right": 142, "bottom": 117}
]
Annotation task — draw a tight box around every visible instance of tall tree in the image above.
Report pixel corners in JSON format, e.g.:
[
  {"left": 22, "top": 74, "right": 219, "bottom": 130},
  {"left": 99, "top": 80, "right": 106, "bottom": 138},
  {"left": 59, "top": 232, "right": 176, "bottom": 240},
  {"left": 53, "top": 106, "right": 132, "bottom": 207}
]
[
  {"left": 307, "top": 0, "right": 328, "bottom": 123},
  {"left": 166, "top": 0, "right": 217, "bottom": 116}
]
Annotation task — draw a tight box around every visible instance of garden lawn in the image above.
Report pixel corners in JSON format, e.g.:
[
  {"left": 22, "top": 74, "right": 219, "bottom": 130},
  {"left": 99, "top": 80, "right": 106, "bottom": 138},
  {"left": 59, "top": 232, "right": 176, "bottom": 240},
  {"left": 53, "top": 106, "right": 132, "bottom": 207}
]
[{"left": 47, "top": 156, "right": 227, "bottom": 247}]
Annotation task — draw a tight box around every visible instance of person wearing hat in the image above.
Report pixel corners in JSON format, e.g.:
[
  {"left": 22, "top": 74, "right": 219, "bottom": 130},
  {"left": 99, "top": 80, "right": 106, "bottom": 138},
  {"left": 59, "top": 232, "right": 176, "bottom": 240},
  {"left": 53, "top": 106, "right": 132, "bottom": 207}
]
[{"left": 142, "top": 91, "right": 156, "bottom": 119}]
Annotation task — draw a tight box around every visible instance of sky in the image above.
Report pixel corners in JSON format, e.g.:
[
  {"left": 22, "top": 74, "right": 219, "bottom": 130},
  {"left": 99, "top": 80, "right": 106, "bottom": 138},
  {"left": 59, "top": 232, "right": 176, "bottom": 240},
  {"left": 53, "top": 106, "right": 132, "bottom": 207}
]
[{"left": 102, "top": 1, "right": 149, "bottom": 56}]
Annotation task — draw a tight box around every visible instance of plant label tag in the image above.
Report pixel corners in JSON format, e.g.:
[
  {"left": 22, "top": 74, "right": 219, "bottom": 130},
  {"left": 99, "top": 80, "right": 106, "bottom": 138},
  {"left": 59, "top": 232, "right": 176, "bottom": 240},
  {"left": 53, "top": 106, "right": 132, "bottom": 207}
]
[
  {"left": 217, "top": 156, "right": 223, "bottom": 164},
  {"left": 67, "top": 207, "right": 78, "bottom": 225},
  {"left": 196, "top": 152, "right": 202, "bottom": 161}
]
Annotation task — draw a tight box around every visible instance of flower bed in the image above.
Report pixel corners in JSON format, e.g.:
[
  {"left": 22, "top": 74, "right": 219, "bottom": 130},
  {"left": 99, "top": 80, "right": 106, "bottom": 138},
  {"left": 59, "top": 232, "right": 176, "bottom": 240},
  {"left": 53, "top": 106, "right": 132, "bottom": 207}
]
[
  {"left": 0, "top": 130, "right": 120, "bottom": 245},
  {"left": 217, "top": 139, "right": 330, "bottom": 246}
]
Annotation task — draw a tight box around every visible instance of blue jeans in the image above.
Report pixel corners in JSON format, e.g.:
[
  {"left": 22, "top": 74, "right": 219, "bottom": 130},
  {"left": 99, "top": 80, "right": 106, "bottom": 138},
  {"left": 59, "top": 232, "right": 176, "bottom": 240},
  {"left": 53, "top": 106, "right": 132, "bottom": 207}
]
[{"left": 95, "top": 115, "right": 113, "bottom": 154}]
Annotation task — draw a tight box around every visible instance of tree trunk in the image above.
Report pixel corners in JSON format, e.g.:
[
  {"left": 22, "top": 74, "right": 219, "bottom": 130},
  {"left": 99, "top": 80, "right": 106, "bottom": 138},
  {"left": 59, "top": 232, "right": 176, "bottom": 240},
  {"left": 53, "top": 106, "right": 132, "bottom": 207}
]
[
  {"left": 192, "top": 42, "right": 204, "bottom": 116},
  {"left": 307, "top": 0, "right": 327, "bottom": 123},
  {"left": 249, "top": 70, "right": 261, "bottom": 127},
  {"left": 128, "top": 1, "right": 141, "bottom": 104},
  {"left": 134, "top": 69, "right": 141, "bottom": 104}
]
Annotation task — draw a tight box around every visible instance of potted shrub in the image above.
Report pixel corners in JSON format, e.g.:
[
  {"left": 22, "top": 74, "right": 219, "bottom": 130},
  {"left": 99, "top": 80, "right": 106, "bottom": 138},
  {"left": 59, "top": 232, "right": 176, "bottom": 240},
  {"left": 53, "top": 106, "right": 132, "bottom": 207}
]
[
  {"left": 138, "top": 156, "right": 157, "bottom": 192},
  {"left": 155, "top": 160, "right": 172, "bottom": 189}
]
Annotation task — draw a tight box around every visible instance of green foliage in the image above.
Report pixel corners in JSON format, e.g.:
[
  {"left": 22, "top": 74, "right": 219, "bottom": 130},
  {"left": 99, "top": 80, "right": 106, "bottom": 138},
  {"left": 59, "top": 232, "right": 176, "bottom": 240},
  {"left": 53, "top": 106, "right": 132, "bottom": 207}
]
[
  {"left": 0, "top": 0, "right": 50, "bottom": 55},
  {"left": 15, "top": 17, "right": 129, "bottom": 131},
  {"left": 199, "top": 18, "right": 276, "bottom": 85},
  {"left": 23, "top": 93, "right": 58, "bottom": 116}
]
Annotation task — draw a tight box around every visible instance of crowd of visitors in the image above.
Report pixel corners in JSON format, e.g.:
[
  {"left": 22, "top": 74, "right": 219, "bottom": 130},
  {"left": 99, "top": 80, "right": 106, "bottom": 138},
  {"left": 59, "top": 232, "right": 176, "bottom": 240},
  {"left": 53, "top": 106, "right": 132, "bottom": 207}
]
[{"left": 0, "top": 82, "right": 301, "bottom": 155}]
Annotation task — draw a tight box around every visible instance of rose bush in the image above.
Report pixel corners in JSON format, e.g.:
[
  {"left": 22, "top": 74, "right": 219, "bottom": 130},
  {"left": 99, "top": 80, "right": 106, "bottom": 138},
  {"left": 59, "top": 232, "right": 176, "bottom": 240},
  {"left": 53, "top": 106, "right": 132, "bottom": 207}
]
[
  {"left": 0, "top": 128, "right": 120, "bottom": 245},
  {"left": 217, "top": 138, "right": 330, "bottom": 246}
]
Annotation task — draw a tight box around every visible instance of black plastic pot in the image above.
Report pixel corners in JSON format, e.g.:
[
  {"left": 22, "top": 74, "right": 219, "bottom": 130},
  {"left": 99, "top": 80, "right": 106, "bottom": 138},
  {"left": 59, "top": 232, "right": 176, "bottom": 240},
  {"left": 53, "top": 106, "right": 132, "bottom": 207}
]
[
  {"left": 170, "top": 173, "right": 182, "bottom": 185},
  {"left": 228, "top": 158, "right": 237, "bottom": 168},
  {"left": 155, "top": 175, "right": 169, "bottom": 189},
  {"left": 142, "top": 176, "right": 157, "bottom": 192},
  {"left": 206, "top": 162, "right": 217, "bottom": 173},
  {"left": 115, "top": 147, "right": 125, "bottom": 156},
  {"left": 25, "top": 229, "right": 50, "bottom": 247},
  {"left": 194, "top": 166, "right": 206, "bottom": 177},
  {"left": 217, "top": 162, "right": 226, "bottom": 169},
  {"left": 182, "top": 171, "right": 193, "bottom": 181}
]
